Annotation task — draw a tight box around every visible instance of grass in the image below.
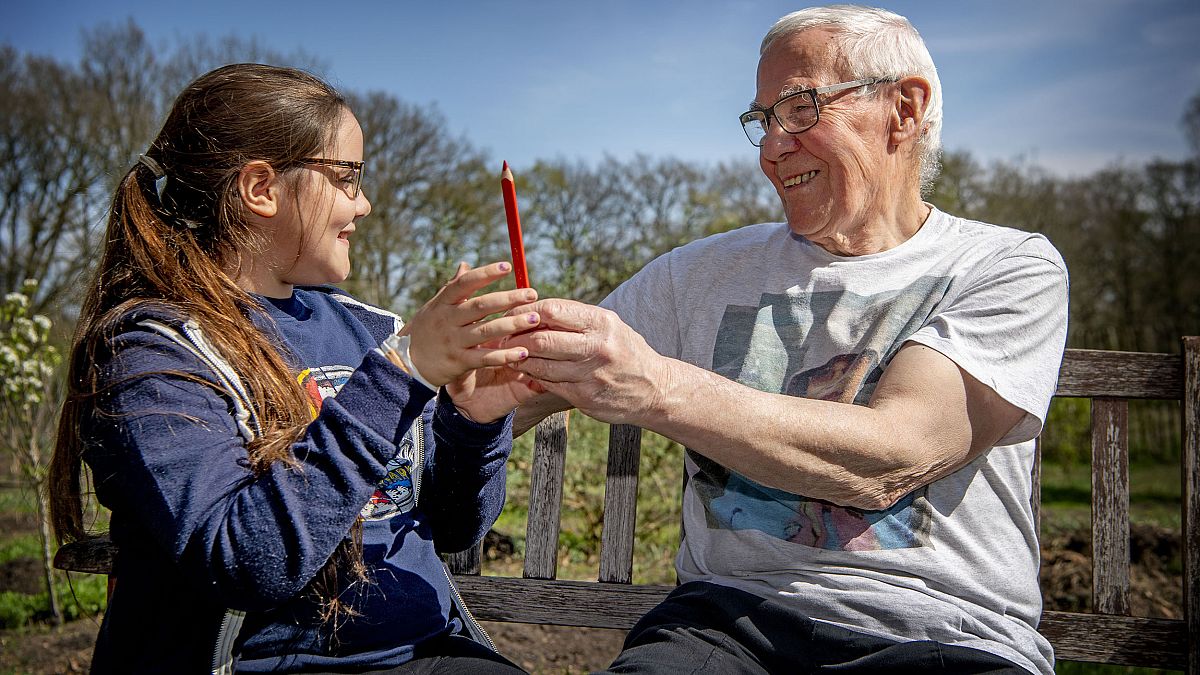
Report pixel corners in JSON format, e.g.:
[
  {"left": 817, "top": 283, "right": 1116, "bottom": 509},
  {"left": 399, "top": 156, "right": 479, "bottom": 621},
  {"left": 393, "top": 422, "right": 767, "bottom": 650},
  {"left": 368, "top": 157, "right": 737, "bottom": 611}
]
[
  {"left": 1040, "top": 461, "right": 1182, "bottom": 533},
  {"left": 0, "top": 485, "right": 110, "bottom": 630}
]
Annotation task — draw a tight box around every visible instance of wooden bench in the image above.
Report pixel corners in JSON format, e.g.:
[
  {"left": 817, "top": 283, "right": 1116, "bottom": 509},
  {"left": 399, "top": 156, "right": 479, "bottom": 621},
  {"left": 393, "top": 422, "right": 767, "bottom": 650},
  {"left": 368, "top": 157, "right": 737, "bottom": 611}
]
[{"left": 55, "top": 339, "right": 1200, "bottom": 672}]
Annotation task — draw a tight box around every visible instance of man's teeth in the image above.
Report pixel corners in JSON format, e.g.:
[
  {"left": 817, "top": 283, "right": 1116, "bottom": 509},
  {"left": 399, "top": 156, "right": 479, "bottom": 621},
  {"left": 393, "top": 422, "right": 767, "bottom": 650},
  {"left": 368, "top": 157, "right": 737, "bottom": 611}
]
[{"left": 783, "top": 170, "right": 818, "bottom": 187}]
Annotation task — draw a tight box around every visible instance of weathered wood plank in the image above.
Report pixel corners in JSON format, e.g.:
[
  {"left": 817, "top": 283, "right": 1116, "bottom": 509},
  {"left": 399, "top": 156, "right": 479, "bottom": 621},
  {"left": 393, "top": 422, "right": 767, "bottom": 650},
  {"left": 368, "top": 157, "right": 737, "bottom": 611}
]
[
  {"left": 1056, "top": 349, "right": 1181, "bottom": 399},
  {"left": 445, "top": 543, "right": 481, "bottom": 575},
  {"left": 599, "top": 424, "right": 642, "bottom": 584},
  {"left": 454, "top": 575, "right": 671, "bottom": 628},
  {"left": 1090, "top": 398, "right": 1130, "bottom": 615},
  {"left": 1183, "top": 336, "right": 1200, "bottom": 674},
  {"left": 1038, "top": 610, "right": 1186, "bottom": 668},
  {"left": 524, "top": 411, "right": 570, "bottom": 580},
  {"left": 1031, "top": 436, "right": 1042, "bottom": 534},
  {"left": 453, "top": 577, "right": 1188, "bottom": 669}
]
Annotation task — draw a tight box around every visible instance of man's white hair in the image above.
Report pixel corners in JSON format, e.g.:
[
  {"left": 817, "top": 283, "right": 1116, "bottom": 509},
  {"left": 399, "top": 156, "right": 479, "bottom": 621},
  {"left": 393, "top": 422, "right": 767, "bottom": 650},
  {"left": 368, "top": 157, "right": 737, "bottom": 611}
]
[{"left": 761, "top": 5, "right": 943, "bottom": 193}]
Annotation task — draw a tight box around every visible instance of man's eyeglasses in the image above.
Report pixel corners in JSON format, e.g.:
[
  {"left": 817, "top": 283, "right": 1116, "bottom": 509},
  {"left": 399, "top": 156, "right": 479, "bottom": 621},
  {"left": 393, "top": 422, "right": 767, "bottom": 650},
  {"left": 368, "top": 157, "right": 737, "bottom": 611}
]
[
  {"left": 301, "top": 158, "right": 366, "bottom": 199},
  {"left": 739, "top": 78, "right": 890, "bottom": 147}
]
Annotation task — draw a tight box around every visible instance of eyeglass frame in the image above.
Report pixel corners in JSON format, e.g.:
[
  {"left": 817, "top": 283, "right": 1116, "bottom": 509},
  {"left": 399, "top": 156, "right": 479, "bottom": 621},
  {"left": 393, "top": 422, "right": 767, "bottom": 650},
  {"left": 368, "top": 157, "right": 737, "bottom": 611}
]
[
  {"left": 300, "top": 157, "right": 366, "bottom": 199},
  {"left": 738, "top": 78, "right": 892, "bottom": 147}
]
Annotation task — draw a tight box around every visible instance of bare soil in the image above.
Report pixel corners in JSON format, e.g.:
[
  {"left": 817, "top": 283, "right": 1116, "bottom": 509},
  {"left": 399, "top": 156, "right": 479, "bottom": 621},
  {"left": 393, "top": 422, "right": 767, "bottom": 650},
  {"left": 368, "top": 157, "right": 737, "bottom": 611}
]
[{"left": 0, "top": 523, "right": 1181, "bottom": 674}]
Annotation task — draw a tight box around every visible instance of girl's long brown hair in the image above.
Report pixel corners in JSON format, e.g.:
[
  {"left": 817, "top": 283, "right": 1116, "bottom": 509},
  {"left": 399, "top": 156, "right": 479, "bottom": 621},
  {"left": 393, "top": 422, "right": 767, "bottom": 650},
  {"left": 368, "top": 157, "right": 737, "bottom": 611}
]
[{"left": 48, "top": 63, "right": 367, "bottom": 624}]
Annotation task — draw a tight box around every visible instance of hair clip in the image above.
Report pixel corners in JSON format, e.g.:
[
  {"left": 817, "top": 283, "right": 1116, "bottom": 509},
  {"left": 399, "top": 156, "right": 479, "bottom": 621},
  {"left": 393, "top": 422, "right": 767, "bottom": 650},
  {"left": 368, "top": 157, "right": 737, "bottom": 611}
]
[
  {"left": 137, "top": 153, "right": 169, "bottom": 203},
  {"left": 137, "top": 154, "right": 165, "bottom": 179},
  {"left": 136, "top": 154, "right": 200, "bottom": 230}
]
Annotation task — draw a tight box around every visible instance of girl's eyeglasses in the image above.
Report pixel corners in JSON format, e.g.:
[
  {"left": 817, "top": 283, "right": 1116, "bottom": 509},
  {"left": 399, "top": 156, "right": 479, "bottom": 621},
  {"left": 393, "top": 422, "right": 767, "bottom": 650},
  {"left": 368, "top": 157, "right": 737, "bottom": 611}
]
[{"left": 300, "top": 158, "right": 365, "bottom": 198}]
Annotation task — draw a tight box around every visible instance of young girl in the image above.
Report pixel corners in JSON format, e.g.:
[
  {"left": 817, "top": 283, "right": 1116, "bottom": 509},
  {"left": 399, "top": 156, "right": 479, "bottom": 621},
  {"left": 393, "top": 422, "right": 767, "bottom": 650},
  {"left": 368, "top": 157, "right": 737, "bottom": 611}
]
[{"left": 48, "top": 63, "right": 538, "bottom": 674}]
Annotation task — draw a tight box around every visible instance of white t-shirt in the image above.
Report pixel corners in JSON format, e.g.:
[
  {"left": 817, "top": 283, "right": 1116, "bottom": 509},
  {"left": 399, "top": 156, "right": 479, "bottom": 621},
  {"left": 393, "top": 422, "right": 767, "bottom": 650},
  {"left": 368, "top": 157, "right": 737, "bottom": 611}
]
[{"left": 601, "top": 207, "right": 1068, "bottom": 674}]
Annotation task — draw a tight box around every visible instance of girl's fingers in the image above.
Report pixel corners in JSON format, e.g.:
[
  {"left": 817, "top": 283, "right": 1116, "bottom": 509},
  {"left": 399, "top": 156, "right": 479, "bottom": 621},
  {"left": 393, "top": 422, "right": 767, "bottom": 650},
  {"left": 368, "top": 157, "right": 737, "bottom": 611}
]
[
  {"left": 438, "top": 262, "right": 514, "bottom": 305},
  {"left": 466, "top": 313, "right": 541, "bottom": 344},
  {"left": 465, "top": 346, "right": 531, "bottom": 369},
  {"left": 459, "top": 288, "right": 539, "bottom": 320}
]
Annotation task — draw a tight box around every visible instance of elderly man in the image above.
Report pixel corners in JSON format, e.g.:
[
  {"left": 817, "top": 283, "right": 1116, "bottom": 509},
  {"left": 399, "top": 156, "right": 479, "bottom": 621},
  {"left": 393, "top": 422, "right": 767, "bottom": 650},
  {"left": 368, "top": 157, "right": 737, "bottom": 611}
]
[{"left": 509, "top": 6, "right": 1067, "bottom": 674}]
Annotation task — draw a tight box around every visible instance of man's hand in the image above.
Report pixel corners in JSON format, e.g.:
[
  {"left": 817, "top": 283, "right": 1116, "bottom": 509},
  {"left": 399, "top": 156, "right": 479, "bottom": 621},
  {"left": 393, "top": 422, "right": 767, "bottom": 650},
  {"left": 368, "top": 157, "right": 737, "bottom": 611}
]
[{"left": 503, "top": 299, "right": 671, "bottom": 428}]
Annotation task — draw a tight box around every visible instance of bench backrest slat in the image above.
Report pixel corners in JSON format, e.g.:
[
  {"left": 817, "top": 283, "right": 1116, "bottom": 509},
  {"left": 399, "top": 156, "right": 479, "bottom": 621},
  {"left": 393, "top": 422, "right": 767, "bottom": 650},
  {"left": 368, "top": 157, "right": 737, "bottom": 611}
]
[
  {"left": 524, "top": 411, "right": 570, "bottom": 580},
  {"left": 1089, "top": 398, "right": 1131, "bottom": 615},
  {"left": 599, "top": 424, "right": 642, "bottom": 584},
  {"left": 1183, "top": 336, "right": 1199, "bottom": 675},
  {"left": 1031, "top": 436, "right": 1042, "bottom": 534},
  {"left": 1057, "top": 349, "right": 1182, "bottom": 398}
]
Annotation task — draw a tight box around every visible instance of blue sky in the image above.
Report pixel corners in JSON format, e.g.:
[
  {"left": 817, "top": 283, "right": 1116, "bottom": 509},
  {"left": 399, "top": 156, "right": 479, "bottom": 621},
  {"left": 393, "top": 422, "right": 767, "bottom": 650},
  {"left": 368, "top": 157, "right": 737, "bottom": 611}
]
[{"left": 3, "top": 1, "right": 1198, "bottom": 177}]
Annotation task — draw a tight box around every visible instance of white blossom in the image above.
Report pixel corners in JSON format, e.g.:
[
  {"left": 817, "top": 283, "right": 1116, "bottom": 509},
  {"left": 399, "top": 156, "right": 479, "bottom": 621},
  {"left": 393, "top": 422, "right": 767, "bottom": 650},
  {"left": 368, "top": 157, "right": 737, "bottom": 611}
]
[{"left": 4, "top": 292, "right": 28, "bottom": 308}]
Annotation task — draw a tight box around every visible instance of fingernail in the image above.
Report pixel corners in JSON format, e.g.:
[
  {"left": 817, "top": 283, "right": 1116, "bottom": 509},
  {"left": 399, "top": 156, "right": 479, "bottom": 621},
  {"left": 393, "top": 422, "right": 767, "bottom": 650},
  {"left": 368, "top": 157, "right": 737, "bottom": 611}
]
[
  {"left": 527, "top": 313, "right": 539, "bottom": 324},
  {"left": 525, "top": 290, "right": 537, "bottom": 301},
  {"left": 498, "top": 262, "right": 511, "bottom": 271},
  {"left": 519, "top": 350, "right": 528, "bottom": 359}
]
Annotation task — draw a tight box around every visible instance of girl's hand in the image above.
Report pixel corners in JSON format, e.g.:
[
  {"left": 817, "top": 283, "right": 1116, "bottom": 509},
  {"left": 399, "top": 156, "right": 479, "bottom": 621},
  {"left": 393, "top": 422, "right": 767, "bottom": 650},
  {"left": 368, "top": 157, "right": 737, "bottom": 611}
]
[
  {"left": 444, "top": 339, "right": 544, "bottom": 423},
  {"left": 405, "top": 261, "right": 540, "bottom": 391}
]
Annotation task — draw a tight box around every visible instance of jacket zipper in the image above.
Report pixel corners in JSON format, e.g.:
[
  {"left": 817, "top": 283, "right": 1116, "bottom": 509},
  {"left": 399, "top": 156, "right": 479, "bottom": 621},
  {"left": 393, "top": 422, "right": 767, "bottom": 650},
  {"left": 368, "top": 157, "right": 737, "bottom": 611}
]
[
  {"left": 211, "top": 609, "right": 246, "bottom": 674},
  {"left": 440, "top": 563, "right": 496, "bottom": 651},
  {"left": 412, "top": 417, "right": 425, "bottom": 505}
]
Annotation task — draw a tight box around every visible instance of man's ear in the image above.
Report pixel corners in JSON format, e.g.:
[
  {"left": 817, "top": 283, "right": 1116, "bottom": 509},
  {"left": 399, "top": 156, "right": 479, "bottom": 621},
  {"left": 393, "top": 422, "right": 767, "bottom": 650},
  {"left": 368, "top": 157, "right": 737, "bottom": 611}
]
[
  {"left": 889, "top": 75, "right": 931, "bottom": 149},
  {"left": 237, "top": 160, "right": 280, "bottom": 218}
]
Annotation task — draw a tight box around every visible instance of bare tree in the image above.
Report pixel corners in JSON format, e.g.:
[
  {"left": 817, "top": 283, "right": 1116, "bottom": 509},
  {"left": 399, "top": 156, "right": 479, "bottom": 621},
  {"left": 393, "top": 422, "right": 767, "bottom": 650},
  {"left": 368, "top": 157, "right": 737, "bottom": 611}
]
[
  {"left": 0, "top": 50, "right": 111, "bottom": 312},
  {"left": 521, "top": 158, "right": 626, "bottom": 302},
  {"left": 344, "top": 92, "right": 504, "bottom": 314}
]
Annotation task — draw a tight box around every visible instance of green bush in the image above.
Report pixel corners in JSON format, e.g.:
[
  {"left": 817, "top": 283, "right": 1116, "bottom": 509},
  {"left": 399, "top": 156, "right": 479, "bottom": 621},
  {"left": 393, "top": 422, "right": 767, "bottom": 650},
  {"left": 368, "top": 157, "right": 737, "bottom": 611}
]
[
  {"left": 1040, "top": 398, "right": 1091, "bottom": 465},
  {"left": 0, "top": 572, "right": 108, "bottom": 629},
  {"left": 0, "top": 590, "right": 40, "bottom": 628},
  {"left": 58, "top": 573, "right": 108, "bottom": 621}
]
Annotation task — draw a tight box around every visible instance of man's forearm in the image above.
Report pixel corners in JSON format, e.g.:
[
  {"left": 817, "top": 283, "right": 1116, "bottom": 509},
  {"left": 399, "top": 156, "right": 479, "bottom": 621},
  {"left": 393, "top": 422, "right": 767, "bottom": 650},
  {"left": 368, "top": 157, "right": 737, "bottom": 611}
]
[{"left": 628, "top": 344, "right": 1020, "bottom": 511}]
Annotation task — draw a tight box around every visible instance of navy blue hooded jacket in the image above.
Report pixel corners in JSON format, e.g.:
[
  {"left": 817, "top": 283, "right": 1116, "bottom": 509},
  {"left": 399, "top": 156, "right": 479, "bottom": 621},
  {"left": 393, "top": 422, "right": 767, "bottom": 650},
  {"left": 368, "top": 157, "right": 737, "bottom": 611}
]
[{"left": 81, "top": 287, "right": 510, "bottom": 673}]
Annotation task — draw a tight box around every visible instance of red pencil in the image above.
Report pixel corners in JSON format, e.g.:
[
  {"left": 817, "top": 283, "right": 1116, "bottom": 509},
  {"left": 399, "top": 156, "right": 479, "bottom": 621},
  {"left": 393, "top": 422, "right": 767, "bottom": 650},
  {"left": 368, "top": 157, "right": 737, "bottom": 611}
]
[{"left": 500, "top": 161, "right": 530, "bottom": 288}]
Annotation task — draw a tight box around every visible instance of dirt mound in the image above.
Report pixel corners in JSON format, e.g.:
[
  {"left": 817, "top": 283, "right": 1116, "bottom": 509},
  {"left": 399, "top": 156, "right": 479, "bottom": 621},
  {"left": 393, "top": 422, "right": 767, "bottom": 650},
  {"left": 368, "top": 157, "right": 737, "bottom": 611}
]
[
  {"left": 1039, "top": 522, "right": 1181, "bottom": 618},
  {"left": 0, "top": 555, "right": 45, "bottom": 596}
]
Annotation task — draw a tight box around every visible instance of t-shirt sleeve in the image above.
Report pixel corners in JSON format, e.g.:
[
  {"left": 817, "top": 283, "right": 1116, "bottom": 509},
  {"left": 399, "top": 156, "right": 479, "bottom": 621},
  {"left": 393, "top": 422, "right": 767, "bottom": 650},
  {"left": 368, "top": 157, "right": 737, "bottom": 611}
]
[
  {"left": 907, "top": 235, "right": 1069, "bottom": 445},
  {"left": 600, "top": 250, "right": 683, "bottom": 359}
]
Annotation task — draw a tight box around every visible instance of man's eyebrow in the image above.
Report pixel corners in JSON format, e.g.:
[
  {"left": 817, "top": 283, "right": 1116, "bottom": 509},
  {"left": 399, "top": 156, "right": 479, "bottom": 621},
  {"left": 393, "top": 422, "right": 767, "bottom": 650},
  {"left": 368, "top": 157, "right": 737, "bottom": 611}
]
[
  {"left": 749, "top": 84, "right": 811, "bottom": 111},
  {"left": 779, "top": 84, "right": 808, "bottom": 98}
]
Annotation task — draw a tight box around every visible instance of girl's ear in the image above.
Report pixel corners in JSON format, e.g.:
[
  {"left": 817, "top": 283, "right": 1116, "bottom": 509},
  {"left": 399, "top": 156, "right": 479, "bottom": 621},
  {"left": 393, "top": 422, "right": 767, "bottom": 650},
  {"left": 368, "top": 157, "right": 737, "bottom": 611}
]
[
  {"left": 237, "top": 161, "right": 280, "bottom": 218},
  {"left": 889, "top": 75, "right": 931, "bottom": 149}
]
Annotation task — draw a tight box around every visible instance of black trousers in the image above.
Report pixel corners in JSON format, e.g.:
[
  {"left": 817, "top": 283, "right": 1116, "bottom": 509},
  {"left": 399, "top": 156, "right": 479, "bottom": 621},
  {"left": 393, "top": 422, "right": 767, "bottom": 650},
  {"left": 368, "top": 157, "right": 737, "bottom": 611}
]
[
  {"left": 358, "top": 633, "right": 526, "bottom": 675},
  {"left": 599, "top": 581, "right": 1032, "bottom": 675}
]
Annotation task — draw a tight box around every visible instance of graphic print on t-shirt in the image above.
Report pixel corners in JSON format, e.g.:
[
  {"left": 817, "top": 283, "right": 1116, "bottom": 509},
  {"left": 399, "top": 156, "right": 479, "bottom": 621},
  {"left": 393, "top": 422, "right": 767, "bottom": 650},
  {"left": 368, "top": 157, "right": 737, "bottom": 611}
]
[
  {"left": 701, "top": 280, "right": 947, "bottom": 551},
  {"left": 360, "top": 432, "right": 420, "bottom": 520},
  {"left": 296, "top": 365, "right": 420, "bottom": 521}
]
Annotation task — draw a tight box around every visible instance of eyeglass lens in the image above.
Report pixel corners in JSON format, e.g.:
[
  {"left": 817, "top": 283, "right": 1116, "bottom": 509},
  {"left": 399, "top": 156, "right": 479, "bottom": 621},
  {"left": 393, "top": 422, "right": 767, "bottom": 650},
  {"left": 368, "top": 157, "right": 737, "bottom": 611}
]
[{"left": 741, "top": 91, "right": 819, "bottom": 146}]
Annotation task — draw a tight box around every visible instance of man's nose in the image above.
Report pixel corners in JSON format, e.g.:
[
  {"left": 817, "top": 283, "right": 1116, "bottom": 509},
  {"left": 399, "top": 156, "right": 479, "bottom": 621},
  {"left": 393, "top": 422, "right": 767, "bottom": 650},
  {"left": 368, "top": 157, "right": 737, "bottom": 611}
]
[{"left": 760, "top": 121, "right": 801, "bottom": 160}]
